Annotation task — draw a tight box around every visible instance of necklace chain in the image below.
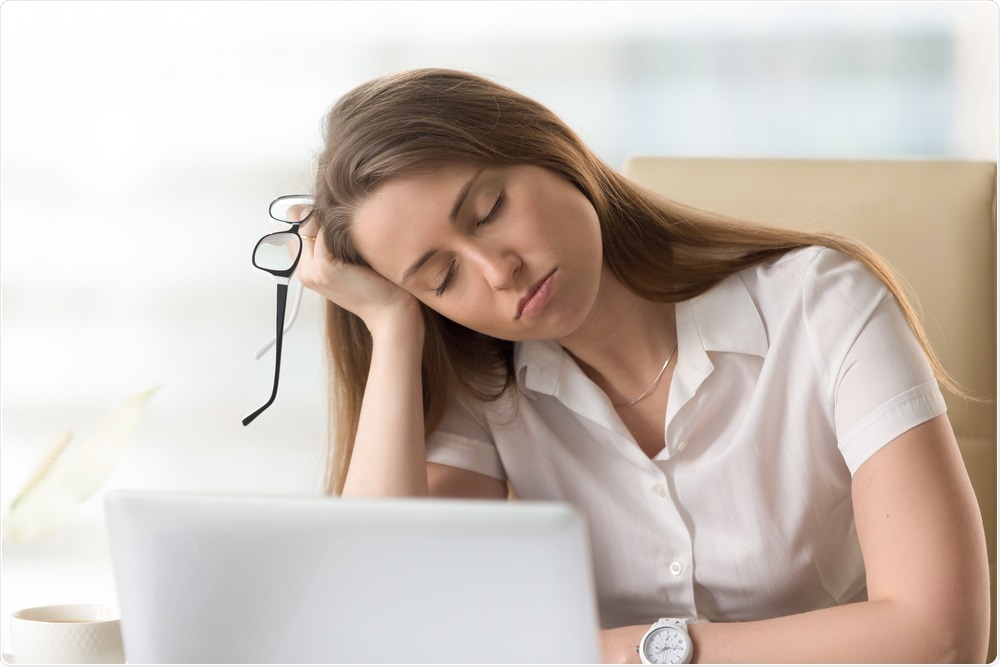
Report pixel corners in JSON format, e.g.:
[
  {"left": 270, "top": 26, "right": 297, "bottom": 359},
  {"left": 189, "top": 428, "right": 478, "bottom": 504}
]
[{"left": 613, "top": 342, "right": 678, "bottom": 408}]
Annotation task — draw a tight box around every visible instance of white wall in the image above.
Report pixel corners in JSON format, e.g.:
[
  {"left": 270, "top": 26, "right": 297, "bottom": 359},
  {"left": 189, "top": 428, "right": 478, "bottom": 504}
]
[{"left": 0, "top": 0, "right": 996, "bottom": 655}]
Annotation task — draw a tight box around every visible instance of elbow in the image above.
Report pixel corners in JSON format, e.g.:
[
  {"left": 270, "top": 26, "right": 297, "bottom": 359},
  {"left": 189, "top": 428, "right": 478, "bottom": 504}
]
[
  {"left": 911, "top": 542, "right": 992, "bottom": 663},
  {"left": 928, "top": 630, "right": 987, "bottom": 664},
  {"left": 884, "top": 577, "right": 991, "bottom": 663},
  {"left": 927, "top": 625, "right": 989, "bottom": 664},
  {"left": 950, "top": 574, "right": 992, "bottom": 663},
  {"left": 914, "top": 592, "right": 991, "bottom": 663},
  {"left": 950, "top": 609, "right": 991, "bottom": 664}
]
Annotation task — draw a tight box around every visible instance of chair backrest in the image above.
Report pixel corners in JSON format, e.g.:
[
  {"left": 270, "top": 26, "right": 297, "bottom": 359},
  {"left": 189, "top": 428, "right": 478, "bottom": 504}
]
[{"left": 622, "top": 156, "right": 997, "bottom": 659}]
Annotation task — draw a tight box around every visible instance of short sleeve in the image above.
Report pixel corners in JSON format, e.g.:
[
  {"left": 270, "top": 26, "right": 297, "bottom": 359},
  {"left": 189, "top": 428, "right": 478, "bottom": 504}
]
[
  {"left": 426, "top": 400, "right": 507, "bottom": 481},
  {"left": 802, "top": 249, "right": 947, "bottom": 475}
]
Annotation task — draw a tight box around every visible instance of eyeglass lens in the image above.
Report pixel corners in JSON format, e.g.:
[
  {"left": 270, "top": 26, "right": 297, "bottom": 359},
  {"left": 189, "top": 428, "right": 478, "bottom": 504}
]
[
  {"left": 253, "top": 232, "right": 301, "bottom": 273},
  {"left": 270, "top": 196, "right": 314, "bottom": 224}
]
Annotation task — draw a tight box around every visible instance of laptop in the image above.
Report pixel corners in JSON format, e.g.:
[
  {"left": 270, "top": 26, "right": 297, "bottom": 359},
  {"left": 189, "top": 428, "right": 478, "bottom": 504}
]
[{"left": 104, "top": 490, "right": 602, "bottom": 663}]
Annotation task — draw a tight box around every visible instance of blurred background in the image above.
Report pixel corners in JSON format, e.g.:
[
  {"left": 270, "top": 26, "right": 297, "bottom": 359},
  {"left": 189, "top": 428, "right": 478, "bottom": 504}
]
[{"left": 1, "top": 0, "right": 996, "bottom": 654}]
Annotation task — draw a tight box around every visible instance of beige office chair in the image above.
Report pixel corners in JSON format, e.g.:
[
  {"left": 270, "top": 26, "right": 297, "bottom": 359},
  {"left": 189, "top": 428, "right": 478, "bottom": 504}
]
[{"left": 622, "top": 156, "right": 997, "bottom": 660}]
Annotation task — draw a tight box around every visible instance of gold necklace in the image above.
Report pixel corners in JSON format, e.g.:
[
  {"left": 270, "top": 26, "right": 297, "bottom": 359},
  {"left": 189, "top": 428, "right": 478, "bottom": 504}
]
[{"left": 613, "top": 342, "right": 678, "bottom": 408}]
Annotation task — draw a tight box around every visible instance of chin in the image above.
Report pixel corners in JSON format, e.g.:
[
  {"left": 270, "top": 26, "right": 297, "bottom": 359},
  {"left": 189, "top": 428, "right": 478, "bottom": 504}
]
[{"left": 517, "top": 308, "right": 592, "bottom": 343}]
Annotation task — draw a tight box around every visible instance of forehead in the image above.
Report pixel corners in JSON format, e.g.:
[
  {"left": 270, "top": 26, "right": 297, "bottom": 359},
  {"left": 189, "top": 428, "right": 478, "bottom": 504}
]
[
  {"left": 352, "top": 163, "right": 481, "bottom": 277},
  {"left": 358, "top": 163, "right": 475, "bottom": 224}
]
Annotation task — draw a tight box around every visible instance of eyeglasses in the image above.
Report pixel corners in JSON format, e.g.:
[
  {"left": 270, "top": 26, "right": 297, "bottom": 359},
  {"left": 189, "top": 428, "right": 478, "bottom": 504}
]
[{"left": 242, "top": 194, "right": 316, "bottom": 426}]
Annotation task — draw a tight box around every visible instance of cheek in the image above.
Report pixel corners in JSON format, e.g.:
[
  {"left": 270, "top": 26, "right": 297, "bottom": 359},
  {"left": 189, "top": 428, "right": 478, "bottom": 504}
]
[
  {"left": 407, "top": 287, "right": 473, "bottom": 325},
  {"left": 554, "top": 207, "right": 604, "bottom": 317},
  {"left": 563, "top": 204, "right": 603, "bottom": 272},
  {"left": 433, "top": 296, "right": 490, "bottom": 329},
  {"left": 424, "top": 289, "right": 508, "bottom": 337}
]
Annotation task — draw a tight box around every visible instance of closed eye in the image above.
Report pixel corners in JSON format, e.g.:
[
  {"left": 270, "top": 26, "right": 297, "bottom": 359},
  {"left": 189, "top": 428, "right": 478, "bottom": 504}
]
[
  {"left": 434, "top": 261, "right": 456, "bottom": 297},
  {"left": 476, "top": 192, "right": 505, "bottom": 227}
]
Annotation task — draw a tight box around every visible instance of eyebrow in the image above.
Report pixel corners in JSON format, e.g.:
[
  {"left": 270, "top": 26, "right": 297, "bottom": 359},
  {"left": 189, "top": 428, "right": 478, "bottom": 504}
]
[
  {"left": 401, "top": 248, "right": 437, "bottom": 283},
  {"left": 449, "top": 166, "right": 484, "bottom": 222},
  {"left": 401, "top": 167, "right": 485, "bottom": 283}
]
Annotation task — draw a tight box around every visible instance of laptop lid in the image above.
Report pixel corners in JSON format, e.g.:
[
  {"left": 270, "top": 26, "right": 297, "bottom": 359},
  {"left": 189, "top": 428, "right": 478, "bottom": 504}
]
[{"left": 104, "top": 490, "right": 601, "bottom": 663}]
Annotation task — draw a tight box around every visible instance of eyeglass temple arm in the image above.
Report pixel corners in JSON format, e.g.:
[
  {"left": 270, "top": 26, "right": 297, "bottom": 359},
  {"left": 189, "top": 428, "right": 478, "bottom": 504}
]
[
  {"left": 253, "top": 280, "right": 303, "bottom": 360},
  {"left": 243, "top": 282, "right": 289, "bottom": 426}
]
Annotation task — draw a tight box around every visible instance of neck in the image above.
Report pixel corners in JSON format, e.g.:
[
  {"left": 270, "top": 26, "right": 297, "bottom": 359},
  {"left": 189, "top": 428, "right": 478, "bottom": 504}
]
[{"left": 557, "top": 264, "right": 676, "bottom": 404}]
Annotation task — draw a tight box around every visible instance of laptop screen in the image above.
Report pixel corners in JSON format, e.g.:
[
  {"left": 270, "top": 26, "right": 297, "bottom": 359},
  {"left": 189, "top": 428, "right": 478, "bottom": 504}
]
[{"left": 105, "top": 490, "right": 601, "bottom": 663}]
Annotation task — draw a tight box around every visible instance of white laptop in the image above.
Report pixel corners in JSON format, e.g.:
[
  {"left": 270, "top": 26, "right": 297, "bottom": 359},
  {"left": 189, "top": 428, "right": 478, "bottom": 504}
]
[{"left": 104, "top": 490, "right": 602, "bottom": 663}]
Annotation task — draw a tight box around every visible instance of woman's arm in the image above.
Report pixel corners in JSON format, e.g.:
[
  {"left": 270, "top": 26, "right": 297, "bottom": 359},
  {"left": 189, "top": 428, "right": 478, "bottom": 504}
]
[
  {"left": 336, "top": 302, "right": 507, "bottom": 497},
  {"left": 296, "top": 230, "right": 432, "bottom": 497},
  {"left": 603, "top": 414, "right": 990, "bottom": 663},
  {"left": 340, "top": 302, "right": 430, "bottom": 496},
  {"left": 296, "top": 230, "right": 506, "bottom": 499}
]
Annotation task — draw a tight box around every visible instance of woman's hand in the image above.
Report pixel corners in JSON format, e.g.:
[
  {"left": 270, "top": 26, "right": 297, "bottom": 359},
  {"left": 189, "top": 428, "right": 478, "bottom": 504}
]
[{"left": 296, "top": 228, "right": 422, "bottom": 336}]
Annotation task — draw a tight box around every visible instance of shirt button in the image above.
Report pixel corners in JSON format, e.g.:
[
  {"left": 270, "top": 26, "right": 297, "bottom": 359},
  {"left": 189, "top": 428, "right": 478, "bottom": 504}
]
[
  {"left": 677, "top": 439, "right": 689, "bottom": 453},
  {"left": 669, "top": 561, "right": 684, "bottom": 576},
  {"left": 653, "top": 483, "right": 667, "bottom": 497}
]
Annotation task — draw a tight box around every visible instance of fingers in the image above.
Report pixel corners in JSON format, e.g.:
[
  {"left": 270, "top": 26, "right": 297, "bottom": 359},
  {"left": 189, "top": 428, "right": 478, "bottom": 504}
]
[
  {"left": 308, "top": 229, "right": 334, "bottom": 263},
  {"left": 292, "top": 227, "right": 417, "bottom": 326},
  {"left": 295, "top": 230, "right": 326, "bottom": 291},
  {"left": 296, "top": 228, "right": 352, "bottom": 298}
]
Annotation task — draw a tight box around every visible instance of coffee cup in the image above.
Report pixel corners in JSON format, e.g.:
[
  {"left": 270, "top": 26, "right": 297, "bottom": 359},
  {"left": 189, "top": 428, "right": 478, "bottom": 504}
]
[{"left": 9, "top": 604, "right": 125, "bottom": 664}]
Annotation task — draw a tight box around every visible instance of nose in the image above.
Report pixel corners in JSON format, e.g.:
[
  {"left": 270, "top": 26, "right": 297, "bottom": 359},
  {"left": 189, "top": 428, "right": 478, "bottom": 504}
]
[{"left": 470, "top": 246, "right": 521, "bottom": 291}]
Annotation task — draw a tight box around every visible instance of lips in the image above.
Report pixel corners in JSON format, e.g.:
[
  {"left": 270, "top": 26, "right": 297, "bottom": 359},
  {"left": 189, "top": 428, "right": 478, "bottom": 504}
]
[{"left": 516, "top": 269, "right": 556, "bottom": 319}]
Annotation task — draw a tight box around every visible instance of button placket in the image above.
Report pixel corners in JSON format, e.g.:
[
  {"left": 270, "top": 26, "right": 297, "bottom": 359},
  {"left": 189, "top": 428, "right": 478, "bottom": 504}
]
[{"left": 646, "top": 468, "right": 697, "bottom": 612}]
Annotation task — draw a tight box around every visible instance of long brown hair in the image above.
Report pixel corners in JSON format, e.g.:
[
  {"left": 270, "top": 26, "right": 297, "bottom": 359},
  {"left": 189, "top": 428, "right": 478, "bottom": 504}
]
[{"left": 313, "top": 68, "right": 958, "bottom": 495}]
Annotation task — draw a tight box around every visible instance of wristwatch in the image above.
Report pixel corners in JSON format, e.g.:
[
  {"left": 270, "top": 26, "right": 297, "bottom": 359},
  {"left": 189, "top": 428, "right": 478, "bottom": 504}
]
[{"left": 637, "top": 617, "right": 693, "bottom": 664}]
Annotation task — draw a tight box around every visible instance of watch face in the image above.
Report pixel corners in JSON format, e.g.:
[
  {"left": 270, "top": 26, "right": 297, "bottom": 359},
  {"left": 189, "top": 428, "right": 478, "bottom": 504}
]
[{"left": 642, "top": 626, "right": 692, "bottom": 664}]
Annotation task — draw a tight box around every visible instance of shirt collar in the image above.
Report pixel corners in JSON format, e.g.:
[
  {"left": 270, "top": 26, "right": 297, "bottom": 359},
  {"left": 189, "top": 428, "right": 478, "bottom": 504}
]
[
  {"left": 514, "top": 270, "right": 768, "bottom": 398},
  {"left": 514, "top": 338, "right": 564, "bottom": 399},
  {"left": 686, "top": 271, "right": 769, "bottom": 358}
]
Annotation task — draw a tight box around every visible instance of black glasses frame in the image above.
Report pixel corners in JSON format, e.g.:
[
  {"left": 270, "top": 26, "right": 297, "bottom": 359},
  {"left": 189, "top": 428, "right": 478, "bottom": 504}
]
[{"left": 242, "top": 194, "right": 315, "bottom": 426}]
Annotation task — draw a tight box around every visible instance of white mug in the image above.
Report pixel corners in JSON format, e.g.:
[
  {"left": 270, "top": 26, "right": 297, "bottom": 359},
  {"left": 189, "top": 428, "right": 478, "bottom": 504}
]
[{"left": 10, "top": 604, "right": 125, "bottom": 664}]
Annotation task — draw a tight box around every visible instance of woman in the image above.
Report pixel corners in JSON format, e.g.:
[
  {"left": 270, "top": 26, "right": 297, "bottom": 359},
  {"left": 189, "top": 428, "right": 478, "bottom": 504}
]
[{"left": 293, "top": 68, "right": 989, "bottom": 663}]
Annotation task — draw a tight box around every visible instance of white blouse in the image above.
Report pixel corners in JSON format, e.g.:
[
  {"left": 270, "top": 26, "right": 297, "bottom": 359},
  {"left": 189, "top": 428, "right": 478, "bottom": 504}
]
[{"left": 425, "top": 246, "right": 946, "bottom": 629}]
